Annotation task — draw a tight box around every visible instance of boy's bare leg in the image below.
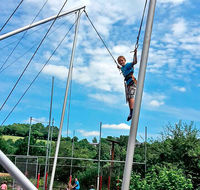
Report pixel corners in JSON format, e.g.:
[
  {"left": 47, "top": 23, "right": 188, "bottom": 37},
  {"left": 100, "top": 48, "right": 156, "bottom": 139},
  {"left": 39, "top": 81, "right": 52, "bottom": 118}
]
[
  {"left": 127, "top": 98, "right": 134, "bottom": 121},
  {"left": 129, "top": 98, "right": 134, "bottom": 109}
]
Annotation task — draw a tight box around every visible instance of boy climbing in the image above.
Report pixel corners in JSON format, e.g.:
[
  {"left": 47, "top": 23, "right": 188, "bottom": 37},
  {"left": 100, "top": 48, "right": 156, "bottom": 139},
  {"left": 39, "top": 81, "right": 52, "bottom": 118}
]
[{"left": 117, "top": 49, "right": 137, "bottom": 121}]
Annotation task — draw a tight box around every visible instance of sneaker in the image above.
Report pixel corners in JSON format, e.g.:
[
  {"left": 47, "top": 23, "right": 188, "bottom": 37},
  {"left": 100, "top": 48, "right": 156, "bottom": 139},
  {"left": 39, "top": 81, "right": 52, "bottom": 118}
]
[{"left": 127, "top": 114, "right": 132, "bottom": 121}]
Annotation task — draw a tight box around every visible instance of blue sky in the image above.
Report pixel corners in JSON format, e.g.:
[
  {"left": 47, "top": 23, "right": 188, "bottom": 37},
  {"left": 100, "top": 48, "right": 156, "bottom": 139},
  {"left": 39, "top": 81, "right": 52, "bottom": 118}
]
[{"left": 0, "top": 0, "right": 200, "bottom": 142}]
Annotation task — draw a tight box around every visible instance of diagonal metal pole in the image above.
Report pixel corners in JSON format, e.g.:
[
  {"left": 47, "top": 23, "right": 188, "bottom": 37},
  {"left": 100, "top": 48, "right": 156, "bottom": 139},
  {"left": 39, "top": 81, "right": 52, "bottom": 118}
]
[
  {"left": 121, "top": 0, "right": 157, "bottom": 189},
  {"left": 0, "top": 150, "right": 37, "bottom": 190},
  {"left": 49, "top": 10, "right": 81, "bottom": 190},
  {"left": 0, "top": 6, "right": 85, "bottom": 41}
]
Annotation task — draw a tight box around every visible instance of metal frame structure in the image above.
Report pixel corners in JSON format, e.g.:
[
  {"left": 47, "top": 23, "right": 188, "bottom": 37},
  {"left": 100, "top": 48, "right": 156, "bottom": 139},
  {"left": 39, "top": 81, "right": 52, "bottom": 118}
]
[
  {"left": 0, "top": 150, "right": 38, "bottom": 190},
  {"left": 0, "top": 0, "right": 156, "bottom": 187},
  {"left": 0, "top": 6, "right": 85, "bottom": 189}
]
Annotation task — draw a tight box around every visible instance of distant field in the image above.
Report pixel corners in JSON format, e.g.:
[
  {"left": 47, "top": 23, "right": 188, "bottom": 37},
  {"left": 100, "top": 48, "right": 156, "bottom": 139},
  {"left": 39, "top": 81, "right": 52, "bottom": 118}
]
[
  {"left": 0, "top": 172, "right": 10, "bottom": 177},
  {"left": 2, "top": 135, "right": 47, "bottom": 143},
  {"left": 2, "top": 135, "right": 24, "bottom": 142}
]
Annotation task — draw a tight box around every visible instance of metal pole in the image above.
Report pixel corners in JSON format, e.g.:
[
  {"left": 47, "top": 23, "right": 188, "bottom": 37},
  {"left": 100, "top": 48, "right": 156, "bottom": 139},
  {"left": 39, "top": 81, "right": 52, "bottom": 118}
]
[
  {"left": 27, "top": 117, "right": 32, "bottom": 156},
  {"left": 108, "top": 141, "right": 116, "bottom": 190},
  {"left": 97, "top": 122, "right": 102, "bottom": 190},
  {"left": 0, "top": 150, "right": 37, "bottom": 190},
  {"left": 121, "top": 0, "right": 156, "bottom": 189},
  {"left": 26, "top": 117, "right": 32, "bottom": 175},
  {"left": 35, "top": 157, "right": 38, "bottom": 185},
  {"left": 49, "top": 118, "right": 54, "bottom": 159},
  {"left": 0, "top": 6, "right": 85, "bottom": 41},
  {"left": 47, "top": 118, "right": 54, "bottom": 188},
  {"left": 43, "top": 76, "right": 54, "bottom": 190},
  {"left": 70, "top": 130, "right": 75, "bottom": 183},
  {"left": 12, "top": 156, "right": 17, "bottom": 189},
  {"left": 49, "top": 10, "right": 81, "bottom": 190}
]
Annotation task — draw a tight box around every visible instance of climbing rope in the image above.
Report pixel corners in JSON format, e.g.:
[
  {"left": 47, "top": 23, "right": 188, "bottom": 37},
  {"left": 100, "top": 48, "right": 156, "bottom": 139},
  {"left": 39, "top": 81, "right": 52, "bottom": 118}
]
[{"left": 132, "top": 0, "right": 148, "bottom": 51}]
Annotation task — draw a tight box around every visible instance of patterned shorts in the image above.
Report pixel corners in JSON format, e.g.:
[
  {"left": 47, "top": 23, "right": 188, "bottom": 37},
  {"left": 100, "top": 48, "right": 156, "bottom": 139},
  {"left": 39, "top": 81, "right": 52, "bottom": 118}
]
[{"left": 126, "top": 84, "right": 136, "bottom": 100}]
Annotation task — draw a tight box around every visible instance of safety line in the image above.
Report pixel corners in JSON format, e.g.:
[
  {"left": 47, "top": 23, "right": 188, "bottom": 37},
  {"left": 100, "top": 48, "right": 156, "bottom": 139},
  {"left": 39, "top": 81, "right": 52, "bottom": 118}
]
[{"left": 84, "top": 10, "right": 120, "bottom": 68}]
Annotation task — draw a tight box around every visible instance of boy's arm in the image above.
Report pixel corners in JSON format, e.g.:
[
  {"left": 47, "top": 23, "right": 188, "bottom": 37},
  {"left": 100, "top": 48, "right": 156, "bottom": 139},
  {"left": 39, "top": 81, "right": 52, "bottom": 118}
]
[
  {"left": 132, "top": 49, "right": 137, "bottom": 65},
  {"left": 132, "top": 75, "right": 137, "bottom": 85}
]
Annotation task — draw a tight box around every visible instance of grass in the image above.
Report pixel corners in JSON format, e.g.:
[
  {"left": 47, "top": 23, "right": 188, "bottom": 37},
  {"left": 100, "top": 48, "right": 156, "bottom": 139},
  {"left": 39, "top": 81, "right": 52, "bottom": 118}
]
[
  {"left": 0, "top": 173, "right": 10, "bottom": 177},
  {"left": 2, "top": 135, "right": 48, "bottom": 143},
  {"left": 2, "top": 135, "right": 24, "bottom": 142}
]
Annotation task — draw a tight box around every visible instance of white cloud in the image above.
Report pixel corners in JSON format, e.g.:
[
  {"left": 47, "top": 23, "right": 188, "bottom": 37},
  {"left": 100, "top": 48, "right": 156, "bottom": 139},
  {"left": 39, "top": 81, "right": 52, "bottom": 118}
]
[
  {"left": 73, "top": 56, "right": 124, "bottom": 93},
  {"left": 148, "top": 16, "right": 200, "bottom": 79},
  {"left": 44, "top": 51, "right": 61, "bottom": 62},
  {"left": 149, "top": 100, "right": 164, "bottom": 107},
  {"left": 63, "top": 130, "right": 71, "bottom": 136},
  {"left": 143, "top": 92, "right": 166, "bottom": 108},
  {"left": 172, "top": 18, "right": 187, "bottom": 36},
  {"left": 23, "top": 117, "right": 48, "bottom": 124},
  {"left": 41, "top": 64, "right": 68, "bottom": 80},
  {"left": 159, "top": 0, "right": 185, "bottom": 5},
  {"left": 173, "top": 86, "right": 186, "bottom": 92},
  {"left": 102, "top": 123, "right": 130, "bottom": 130},
  {"left": 88, "top": 93, "right": 121, "bottom": 105},
  {"left": 159, "top": 105, "right": 200, "bottom": 121},
  {"left": 77, "top": 129, "right": 99, "bottom": 137}
]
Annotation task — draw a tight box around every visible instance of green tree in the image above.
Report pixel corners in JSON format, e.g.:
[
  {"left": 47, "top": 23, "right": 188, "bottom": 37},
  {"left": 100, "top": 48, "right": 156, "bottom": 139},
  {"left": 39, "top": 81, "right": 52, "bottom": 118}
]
[{"left": 118, "top": 165, "right": 193, "bottom": 190}]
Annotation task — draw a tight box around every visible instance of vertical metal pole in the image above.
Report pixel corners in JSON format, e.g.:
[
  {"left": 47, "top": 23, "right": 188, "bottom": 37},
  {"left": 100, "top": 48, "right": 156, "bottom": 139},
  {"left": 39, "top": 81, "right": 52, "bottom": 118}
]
[
  {"left": 97, "top": 122, "right": 102, "bottom": 190},
  {"left": 43, "top": 76, "right": 54, "bottom": 190},
  {"left": 70, "top": 130, "right": 75, "bottom": 182},
  {"left": 121, "top": 0, "right": 156, "bottom": 189},
  {"left": 47, "top": 118, "right": 54, "bottom": 183},
  {"left": 26, "top": 116, "right": 32, "bottom": 175},
  {"left": 49, "top": 118, "right": 54, "bottom": 158},
  {"left": 66, "top": 78, "right": 73, "bottom": 137},
  {"left": 0, "top": 150, "right": 38, "bottom": 190},
  {"left": 145, "top": 126, "right": 147, "bottom": 174},
  {"left": 108, "top": 142, "right": 115, "bottom": 190},
  {"left": 13, "top": 156, "right": 17, "bottom": 189},
  {"left": 36, "top": 157, "right": 38, "bottom": 184},
  {"left": 27, "top": 117, "right": 32, "bottom": 156},
  {"left": 49, "top": 11, "right": 81, "bottom": 190}
]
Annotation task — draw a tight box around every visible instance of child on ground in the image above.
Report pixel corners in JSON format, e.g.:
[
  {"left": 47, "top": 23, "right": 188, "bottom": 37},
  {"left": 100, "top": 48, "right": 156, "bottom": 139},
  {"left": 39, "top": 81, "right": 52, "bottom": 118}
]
[
  {"left": 73, "top": 178, "right": 80, "bottom": 190},
  {"left": 117, "top": 49, "right": 137, "bottom": 121},
  {"left": 1, "top": 181, "right": 7, "bottom": 190}
]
